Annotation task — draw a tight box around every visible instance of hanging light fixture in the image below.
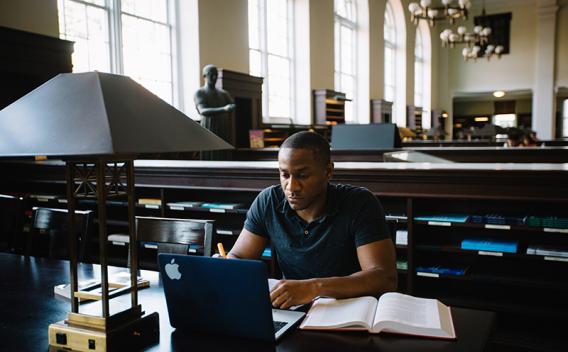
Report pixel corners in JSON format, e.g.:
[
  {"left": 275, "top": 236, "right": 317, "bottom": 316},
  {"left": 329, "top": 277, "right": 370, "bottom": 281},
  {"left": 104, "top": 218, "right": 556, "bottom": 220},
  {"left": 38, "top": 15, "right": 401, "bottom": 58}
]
[
  {"left": 440, "top": 25, "right": 491, "bottom": 48},
  {"left": 440, "top": 0, "right": 505, "bottom": 62},
  {"left": 462, "top": 44, "right": 504, "bottom": 62},
  {"left": 408, "top": 0, "right": 471, "bottom": 27}
]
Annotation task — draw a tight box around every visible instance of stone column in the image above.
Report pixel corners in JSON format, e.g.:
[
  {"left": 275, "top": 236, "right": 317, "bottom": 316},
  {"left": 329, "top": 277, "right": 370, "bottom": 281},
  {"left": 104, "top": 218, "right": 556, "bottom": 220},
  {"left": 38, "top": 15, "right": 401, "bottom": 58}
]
[{"left": 532, "top": 0, "right": 558, "bottom": 139}]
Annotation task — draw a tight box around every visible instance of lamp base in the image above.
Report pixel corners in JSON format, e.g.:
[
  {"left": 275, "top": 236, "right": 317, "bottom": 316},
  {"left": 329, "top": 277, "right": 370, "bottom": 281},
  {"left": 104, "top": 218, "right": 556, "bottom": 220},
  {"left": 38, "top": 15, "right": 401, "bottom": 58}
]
[{"left": 48, "top": 311, "right": 159, "bottom": 352}]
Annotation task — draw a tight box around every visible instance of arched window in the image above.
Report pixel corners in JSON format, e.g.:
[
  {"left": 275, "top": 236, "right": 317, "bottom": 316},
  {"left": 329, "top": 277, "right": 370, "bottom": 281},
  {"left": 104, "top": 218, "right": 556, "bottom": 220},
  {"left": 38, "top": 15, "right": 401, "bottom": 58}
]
[
  {"left": 384, "top": 0, "right": 406, "bottom": 126},
  {"left": 384, "top": 2, "right": 396, "bottom": 105},
  {"left": 58, "top": 0, "right": 176, "bottom": 105},
  {"left": 414, "top": 21, "right": 432, "bottom": 129},
  {"left": 249, "top": 0, "right": 295, "bottom": 122},
  {"left": 334, "top": 0, "right": 357, "bottom": 122}
]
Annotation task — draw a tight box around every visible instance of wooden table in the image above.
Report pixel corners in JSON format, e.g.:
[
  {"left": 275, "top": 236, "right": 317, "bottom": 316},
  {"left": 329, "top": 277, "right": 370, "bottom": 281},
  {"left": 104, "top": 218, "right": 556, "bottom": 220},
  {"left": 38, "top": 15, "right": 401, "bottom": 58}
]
[{"left": 0, "top": 253, "right": 495, "bottom": 351}]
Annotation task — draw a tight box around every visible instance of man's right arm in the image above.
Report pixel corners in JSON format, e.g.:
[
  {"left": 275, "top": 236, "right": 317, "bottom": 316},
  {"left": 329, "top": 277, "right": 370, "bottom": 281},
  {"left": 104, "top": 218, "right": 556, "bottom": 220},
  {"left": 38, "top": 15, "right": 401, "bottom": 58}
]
[{"left": 227, "top": 228, "right": 269, "bottom": 260}]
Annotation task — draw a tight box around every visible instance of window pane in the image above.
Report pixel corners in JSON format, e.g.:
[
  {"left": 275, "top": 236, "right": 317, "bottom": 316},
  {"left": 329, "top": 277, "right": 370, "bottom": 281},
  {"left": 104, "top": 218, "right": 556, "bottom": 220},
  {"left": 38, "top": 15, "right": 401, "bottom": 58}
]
[
  {"left": 563, "top": 99, "right": 568, "bottom": 137},
  {"left": 342, "top": 74, "right": 354, "bottom": 121},
  {"left": 122, "top": 0, "right": 168, "bottom": 23},
  {"left": 334, "top": 22, "right": 340, "bottom": 72},
  {"left": 335, "top": 0, "right": 354, "bottom": 21},
  {"left": 384, "top": 2, "right": 396, "bottom": 104},
  {"left": 384, "top": 2, "right": 395, "bottom": 43},
  {"left": 122, "top": 14, "right": 172, "bottom": 103},
  {"left": 340, "top": 26, "right": 353, "bottom": 74},
  {"left": 249, "top": 49, "right": 262, "bottom": 77},
  {"left": 248, "top": 0, "right": 261, "bottom": 50},
  {"left": 267, "top": 0, "right": 289, "bottom": 56},
  {"left": 59, "top": 0, "right": 111, "bottom": 73},
  {"left": 268, "top": 54, "right": 291, "bottom": 118}
]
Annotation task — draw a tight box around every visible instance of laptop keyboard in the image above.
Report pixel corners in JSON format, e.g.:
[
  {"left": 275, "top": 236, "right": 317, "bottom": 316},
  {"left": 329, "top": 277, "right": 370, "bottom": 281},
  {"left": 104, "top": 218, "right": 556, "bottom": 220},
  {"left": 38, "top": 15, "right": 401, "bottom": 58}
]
[{"left": 274, "top": 321, "right": 287, "bottom": 333}]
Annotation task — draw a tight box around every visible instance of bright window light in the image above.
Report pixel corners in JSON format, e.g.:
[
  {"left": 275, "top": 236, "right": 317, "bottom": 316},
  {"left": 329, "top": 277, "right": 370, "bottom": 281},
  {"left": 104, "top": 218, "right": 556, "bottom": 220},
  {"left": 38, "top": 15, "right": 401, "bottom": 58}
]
[{"left": 493, "top": 113, "right": 517, "bottom": 128}]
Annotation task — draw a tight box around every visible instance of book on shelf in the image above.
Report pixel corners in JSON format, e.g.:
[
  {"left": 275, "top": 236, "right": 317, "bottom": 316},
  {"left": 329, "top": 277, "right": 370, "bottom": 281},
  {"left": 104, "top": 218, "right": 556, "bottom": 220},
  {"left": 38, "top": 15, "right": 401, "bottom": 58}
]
[
  {"left": 470, "top": 214, "right": 526, "bottom": 226},
  {"left": 249, "top": 129, "right": 265, "bottom": 148},
  {"left": 526, "top": 245, "right": 568, "bottom": 258},
  {"left": 415, "top": 214, "right": 470, "bottom": 223},
  {"left": 395, "top": 229, "right": 408, "bottom": 246},
  {"left": 138, "top": 198, "right": 162, "bottom": 205},
  {"left": 461, "top": 239, "right": 518, "bottom": 253},
  {"left": 167, "top": 201, "right": 203, "bottom": 208},
  {"left": 54, "top": 273, "right": 150, "bottom": 302},
  {"left": 299, "top": 292, "right": 456, "bottom": 339},
  {"left": 216, "top": 228, "right": 241, "bottom": 236},
  {"left": 262, "top": 246, "right": 272, "bottom": 257},
  {"left": 385, "top": 213, "right": 407, "bottom": 221},
  {"left": 200, "top": 202, "right": 245, "bottom": 210},
  {"left": 416, "top": 266, "right": 468, "bottom": 276},
  {"left": 527, "top": 216, "right": 568, "bottom": 229}
]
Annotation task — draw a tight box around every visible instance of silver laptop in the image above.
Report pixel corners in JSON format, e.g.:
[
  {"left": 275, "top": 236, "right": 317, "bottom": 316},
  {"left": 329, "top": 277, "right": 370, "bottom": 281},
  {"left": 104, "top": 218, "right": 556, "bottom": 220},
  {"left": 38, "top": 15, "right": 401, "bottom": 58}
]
[{"left": 158, "top": 254, "right": 305, "bottom": 342}]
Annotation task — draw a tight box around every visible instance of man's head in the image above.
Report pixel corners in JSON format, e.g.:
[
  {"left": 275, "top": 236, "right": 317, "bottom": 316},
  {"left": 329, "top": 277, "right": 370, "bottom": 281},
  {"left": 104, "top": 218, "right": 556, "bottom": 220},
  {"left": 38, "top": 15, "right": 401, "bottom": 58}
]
[
  {"left": 278, "top": 132, "right": 333, "bottom": 212},
  {"left": 203, "top": 64, "right": 218, "bottom": 86}
]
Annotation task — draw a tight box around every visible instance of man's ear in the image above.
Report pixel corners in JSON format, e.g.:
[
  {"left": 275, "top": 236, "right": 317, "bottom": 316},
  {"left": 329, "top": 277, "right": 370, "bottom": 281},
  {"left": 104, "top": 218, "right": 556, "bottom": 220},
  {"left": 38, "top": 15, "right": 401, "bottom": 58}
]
[{"left": 326, "top": 162, "right": 334, "bottom": 180}]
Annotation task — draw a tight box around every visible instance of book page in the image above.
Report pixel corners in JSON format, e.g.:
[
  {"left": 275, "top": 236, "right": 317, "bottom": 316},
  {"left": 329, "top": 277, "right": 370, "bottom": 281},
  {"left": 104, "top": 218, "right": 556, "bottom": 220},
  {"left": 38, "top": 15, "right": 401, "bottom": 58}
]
[
  {"left": 300, "top": 296, "right": 377, "bottom": 330},
  {"left": 373, "top": 292, "right": 440, "bottom": 329}
]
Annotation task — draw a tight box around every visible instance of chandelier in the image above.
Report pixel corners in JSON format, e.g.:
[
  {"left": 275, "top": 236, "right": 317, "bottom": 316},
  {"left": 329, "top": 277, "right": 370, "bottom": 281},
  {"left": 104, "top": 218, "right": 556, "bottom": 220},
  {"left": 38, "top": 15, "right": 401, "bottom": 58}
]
[
  {"left": 439, "top": 25, "right": 491, "bottom": 48},
  {"left": 462, "top": 44, "right": 504, "bottom": 62},
  {"left": 408, "top": 0, "right": 472, "bottom": 27}
]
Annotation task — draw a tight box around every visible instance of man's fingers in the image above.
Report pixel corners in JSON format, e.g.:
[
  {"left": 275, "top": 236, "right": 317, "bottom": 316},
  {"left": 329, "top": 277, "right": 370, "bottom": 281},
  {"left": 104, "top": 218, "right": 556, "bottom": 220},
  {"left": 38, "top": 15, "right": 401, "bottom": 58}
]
[{"left": 271, "top": 289, "right": 290, "bottom": 308}]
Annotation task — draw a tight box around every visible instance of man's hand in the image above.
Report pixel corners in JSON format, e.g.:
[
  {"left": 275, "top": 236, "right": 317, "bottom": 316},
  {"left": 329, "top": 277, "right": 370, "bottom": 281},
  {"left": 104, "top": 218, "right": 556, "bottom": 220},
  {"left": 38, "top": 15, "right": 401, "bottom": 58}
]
[
  {"left": 270, "top": 279, "right": 319, "bottom": 309},
  {"left": 224, "top": 103, "right": 236, "bottom": 112}
]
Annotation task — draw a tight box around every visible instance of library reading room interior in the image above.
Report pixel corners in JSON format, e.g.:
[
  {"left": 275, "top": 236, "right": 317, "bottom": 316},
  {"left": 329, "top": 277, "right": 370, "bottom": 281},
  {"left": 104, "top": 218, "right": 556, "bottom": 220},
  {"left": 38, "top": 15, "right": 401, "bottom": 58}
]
[{"left": 0, "top": 0, "right": 567, "bottom": 351}]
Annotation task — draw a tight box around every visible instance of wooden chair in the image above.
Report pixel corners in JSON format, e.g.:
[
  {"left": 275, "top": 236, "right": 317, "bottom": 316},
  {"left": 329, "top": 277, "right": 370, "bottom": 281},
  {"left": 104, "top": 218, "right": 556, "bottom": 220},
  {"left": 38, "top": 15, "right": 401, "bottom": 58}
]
[
  {"left": 109, "top": 216, "right": 215, "bottom": 271},
  {"left": 0, "top": 194, "right": 25, "bottom": 252},
  {"left": 28, "top": 207, "right": 93, "bottom": 260}
]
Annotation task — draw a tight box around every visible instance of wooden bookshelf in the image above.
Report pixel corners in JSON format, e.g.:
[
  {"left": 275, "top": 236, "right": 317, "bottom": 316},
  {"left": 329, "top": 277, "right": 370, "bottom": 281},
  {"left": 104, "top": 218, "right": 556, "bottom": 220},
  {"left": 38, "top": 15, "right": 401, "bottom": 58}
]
[
  {"left": 2, "top": 160, "right": 568, "bottom": 351},
  {"left": 313, "top": 89, "right": 346, "bottom": 125}
]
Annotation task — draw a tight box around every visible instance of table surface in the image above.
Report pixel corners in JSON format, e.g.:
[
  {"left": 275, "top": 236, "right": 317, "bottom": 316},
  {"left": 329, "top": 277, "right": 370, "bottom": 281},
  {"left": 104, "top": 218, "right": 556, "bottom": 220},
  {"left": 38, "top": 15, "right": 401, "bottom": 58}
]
[{"left": 0, "top": 253, "right": 495, "bottom": 351}]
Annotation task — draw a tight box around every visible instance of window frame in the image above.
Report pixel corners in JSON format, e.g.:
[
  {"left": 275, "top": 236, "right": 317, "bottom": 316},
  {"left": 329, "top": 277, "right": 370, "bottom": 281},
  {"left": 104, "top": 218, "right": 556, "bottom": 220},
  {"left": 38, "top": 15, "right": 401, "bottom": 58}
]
[
  {"left": 334, "top": 0, "right": 358, "bottom": 123},
  {"left": 384, "top": 1, "right": 396, "bottom": 105},
  {"left": 58, "top": 0, "right": 177, "bottom": 106},
  {"left": 248, "top": 0, "right": 296, "bottom": 123}
]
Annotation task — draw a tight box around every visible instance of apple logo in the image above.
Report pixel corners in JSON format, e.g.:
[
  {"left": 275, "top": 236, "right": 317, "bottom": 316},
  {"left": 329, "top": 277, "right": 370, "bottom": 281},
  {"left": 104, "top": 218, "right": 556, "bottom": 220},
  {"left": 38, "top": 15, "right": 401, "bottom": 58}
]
[{"left": 165, "top": 258, "right": 182, "bottom": 280}]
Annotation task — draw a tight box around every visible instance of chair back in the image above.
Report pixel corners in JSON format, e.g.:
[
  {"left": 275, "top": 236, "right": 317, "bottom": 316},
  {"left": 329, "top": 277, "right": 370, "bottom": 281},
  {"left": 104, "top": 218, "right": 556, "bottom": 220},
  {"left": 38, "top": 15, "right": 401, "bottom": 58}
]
[
  {"left": 0, "top": 194, "right": 25, "bottom": 252},
  {"left": 29, "top": 207, "right": 93, "bottom": 260},
  {"left": 135, "top": 216, "right": 215, "bottom": 270}
]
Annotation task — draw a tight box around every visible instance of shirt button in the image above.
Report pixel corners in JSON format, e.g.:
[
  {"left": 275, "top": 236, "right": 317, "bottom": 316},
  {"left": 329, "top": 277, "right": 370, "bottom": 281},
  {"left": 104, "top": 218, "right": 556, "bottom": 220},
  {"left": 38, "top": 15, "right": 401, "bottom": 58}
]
[{"left": 304, "top": 230, "right": 309, "bottom": 235}]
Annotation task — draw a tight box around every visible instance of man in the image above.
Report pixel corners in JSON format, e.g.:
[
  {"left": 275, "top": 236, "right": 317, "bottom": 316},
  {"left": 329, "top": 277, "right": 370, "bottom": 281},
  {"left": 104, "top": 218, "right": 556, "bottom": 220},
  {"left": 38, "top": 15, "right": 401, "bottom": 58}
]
[
  {"left": 194, "top": 64, "right": 235, "bottom": 160},
  {"left": 229, "top": 131, "right": 397, "bottom": 309}
]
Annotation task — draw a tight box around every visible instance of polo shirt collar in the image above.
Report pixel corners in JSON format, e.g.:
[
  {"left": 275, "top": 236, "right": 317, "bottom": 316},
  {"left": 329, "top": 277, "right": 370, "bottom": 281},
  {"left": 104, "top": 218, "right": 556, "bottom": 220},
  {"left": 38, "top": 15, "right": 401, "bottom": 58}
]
[{"left": 278, "top": 184, "right": 339, "bottom": 220}]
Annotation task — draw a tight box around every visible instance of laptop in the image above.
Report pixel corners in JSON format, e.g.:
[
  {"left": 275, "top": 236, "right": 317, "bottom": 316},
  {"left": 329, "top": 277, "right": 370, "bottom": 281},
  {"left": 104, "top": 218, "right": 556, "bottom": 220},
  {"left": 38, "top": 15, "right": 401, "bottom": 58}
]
[{"left": 158, "top": 254, "right": 305, "bottom": 342}]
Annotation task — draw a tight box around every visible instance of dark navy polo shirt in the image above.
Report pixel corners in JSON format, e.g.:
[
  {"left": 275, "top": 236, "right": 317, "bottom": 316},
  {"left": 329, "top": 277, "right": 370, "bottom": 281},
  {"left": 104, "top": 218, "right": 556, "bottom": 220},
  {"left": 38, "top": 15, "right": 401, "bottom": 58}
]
[{"left": 244, "top": 183, "right": 389, "bottom": 280}]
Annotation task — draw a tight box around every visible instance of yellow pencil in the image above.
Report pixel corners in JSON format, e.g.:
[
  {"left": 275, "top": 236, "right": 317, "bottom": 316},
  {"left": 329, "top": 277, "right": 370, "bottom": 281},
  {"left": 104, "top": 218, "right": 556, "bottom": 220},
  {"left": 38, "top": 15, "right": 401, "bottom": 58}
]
[{"left": 217, "top": 243, "right": 227, "bottom": 258}]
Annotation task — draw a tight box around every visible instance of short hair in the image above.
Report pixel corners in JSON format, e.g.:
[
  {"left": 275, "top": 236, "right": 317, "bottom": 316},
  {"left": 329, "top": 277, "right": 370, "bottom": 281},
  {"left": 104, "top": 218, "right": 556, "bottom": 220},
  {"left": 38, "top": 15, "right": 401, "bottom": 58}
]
[
  {"left": 506, "top": 127, "right": 523, "bottom": 147},
  {"left": 280, "top": 131, "right": 330, "bottom": 166},
  {"left": 203, "top": 64, "right": 218, "bottom": 76}
]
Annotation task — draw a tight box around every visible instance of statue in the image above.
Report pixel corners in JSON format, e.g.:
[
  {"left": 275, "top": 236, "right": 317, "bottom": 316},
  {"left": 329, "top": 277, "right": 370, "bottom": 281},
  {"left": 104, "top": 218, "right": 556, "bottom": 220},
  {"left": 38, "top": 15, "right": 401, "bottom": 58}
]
[{"left": 194, "top": 64, "right": 236, "bottom": 160}]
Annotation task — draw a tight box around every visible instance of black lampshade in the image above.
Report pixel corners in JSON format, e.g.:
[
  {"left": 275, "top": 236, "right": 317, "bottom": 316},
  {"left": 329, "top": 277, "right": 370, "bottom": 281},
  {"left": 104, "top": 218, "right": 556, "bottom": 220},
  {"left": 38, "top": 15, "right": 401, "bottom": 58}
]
[{"left": 0, "top": 71, "right": 233, "bottom": 157}]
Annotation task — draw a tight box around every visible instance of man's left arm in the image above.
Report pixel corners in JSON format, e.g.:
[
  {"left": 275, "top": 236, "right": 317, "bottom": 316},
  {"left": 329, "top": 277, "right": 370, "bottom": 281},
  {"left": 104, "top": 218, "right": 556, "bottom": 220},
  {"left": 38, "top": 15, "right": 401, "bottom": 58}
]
[{"left": 270, "top": 238, "right": 397, "bottom": 309}]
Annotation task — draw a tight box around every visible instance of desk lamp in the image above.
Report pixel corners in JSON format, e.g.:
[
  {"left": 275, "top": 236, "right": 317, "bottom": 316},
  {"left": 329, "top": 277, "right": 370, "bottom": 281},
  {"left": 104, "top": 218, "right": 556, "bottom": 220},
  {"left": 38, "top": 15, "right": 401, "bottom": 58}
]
[{"left": 0, "top": 72, "right": 232, "bottom": 351}]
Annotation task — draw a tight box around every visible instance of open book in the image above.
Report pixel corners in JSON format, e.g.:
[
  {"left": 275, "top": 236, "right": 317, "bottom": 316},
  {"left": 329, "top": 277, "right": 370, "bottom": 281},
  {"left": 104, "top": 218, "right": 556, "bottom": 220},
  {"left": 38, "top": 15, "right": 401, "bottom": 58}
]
[{"left": 299, "top": 292, "right": 456, "bottom": 339}]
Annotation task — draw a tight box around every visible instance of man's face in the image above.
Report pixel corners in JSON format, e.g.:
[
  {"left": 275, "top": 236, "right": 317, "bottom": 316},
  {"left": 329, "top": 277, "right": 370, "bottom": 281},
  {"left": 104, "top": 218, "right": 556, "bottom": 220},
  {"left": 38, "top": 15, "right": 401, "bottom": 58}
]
[
  {"left": 278, "top": 148, "right": 331, "bottom": 211},
  {"left": 204, "top": 69, "right": 218, "bottom": 86}
]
